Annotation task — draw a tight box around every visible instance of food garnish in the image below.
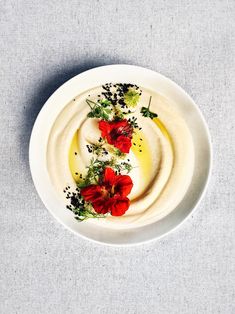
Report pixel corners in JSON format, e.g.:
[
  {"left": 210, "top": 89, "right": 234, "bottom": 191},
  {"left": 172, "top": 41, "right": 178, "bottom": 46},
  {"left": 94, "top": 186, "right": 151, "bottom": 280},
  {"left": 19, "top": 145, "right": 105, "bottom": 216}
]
[{"left": 65, "top": 83, "right": 158, "bottom": 221}]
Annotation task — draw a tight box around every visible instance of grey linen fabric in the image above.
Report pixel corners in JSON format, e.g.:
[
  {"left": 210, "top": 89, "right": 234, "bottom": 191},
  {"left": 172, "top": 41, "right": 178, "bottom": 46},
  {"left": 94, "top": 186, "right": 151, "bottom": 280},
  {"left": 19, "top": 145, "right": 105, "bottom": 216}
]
[{"left": 0, "top": 1, "right": 234, "bottom": 313}]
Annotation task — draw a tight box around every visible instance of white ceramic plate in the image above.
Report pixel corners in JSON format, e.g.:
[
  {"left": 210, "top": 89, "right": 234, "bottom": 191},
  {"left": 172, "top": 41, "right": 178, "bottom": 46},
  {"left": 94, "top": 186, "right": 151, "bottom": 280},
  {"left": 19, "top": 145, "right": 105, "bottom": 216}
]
[{"left": 29, "top": 64, "right": 212, "bottom": 246}]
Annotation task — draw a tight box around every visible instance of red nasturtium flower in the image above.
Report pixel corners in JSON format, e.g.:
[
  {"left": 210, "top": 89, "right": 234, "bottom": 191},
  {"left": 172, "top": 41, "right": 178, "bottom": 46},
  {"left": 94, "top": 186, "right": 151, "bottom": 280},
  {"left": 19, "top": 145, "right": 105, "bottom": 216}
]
[
  {"left": 98, "top": 119, "right": 133, "bottom": 153},
  {"left": 80, "top": 167, "right": 133, "bottom": 216}
]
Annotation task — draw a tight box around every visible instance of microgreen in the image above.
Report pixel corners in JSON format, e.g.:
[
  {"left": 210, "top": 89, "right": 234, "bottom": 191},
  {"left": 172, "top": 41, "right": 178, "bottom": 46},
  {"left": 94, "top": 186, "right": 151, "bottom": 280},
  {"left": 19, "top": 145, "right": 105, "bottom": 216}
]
[
  {"left": 86, "top": 99, "right": 112, "bottom": 120},
  {"left": 124, "top": 88, "right": 140, "bottom": 107}
]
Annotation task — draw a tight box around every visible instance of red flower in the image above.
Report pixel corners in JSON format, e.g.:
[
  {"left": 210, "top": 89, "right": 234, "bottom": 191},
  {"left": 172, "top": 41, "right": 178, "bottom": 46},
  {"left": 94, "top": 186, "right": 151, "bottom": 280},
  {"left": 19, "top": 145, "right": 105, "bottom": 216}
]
[
  {"left": 81, "top": 167, "right": 133, "bottom": 216},
  {"left": 98, "top": 119, "right": 133, "bottom": 153}
]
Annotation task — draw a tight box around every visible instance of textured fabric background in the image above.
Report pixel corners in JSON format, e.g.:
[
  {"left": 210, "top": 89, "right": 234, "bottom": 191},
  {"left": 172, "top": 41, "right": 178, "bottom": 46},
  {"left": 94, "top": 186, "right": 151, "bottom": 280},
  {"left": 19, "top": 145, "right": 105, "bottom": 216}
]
[{"left": 0, "top": 1, "right": 234, "bottom": 313}]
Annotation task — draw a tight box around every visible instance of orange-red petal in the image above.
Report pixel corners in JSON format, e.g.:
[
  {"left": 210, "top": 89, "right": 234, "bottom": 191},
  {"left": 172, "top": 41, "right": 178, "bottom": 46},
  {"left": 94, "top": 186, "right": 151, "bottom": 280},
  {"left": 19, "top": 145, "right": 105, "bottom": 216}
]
[
  {"left": 80, "top": 185, "right": 103, "bottom": 203},
  {"left": 114, "top": 135, "right": 132, "bottom": 153},
  {"left": 102, "top": 167, "right": 116, "bottom": 186},
  {"left": 92, "top": 199, "right": 109, "bottom": 214},
  {"left": 109, "top": 196, "right": 130, "bottom": 216},
  {"left": 114, "top": 175, "right": 133, "bottom": 197},
  {"left": 98, "top": 120, "right": 111, "bottom": 138}
]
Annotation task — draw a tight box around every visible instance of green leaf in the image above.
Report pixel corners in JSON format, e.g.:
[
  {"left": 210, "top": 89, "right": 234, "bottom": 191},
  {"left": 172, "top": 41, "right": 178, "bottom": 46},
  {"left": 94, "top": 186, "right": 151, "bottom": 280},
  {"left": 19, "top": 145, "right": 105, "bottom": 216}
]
[
  {"left": 104, "top": 108, "right": 112, "bottom": 114},
  {"left": 140, "top": 107, "right": 158, "bottom": 119},
  {"left": 87, "top": 111, "right": 95, "bottom": 118},
  {"left": 102, "top": 113, "right": 109, "bottom": 120},
  {"left": 140, "top": 96, "right": 158, "bottom": 119},
  {"left": 99, "top": 99, "right": 112, "bottom": 106}
]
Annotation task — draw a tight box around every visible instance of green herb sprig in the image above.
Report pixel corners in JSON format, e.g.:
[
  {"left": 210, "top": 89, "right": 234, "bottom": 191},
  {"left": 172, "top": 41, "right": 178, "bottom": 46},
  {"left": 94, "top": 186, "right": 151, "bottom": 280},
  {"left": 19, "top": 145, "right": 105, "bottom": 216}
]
[
  {"left": 86, "top": 99, "right": 112, "bottom": 120},
  {"left": 114, "top": 161, "right": 134, "bottom": 174},
  {"left": 86, "top": 138, "right": 108, "bottom": 157},
  {"left": 140, "top": 96, "right": 158, "bottom": 119}
]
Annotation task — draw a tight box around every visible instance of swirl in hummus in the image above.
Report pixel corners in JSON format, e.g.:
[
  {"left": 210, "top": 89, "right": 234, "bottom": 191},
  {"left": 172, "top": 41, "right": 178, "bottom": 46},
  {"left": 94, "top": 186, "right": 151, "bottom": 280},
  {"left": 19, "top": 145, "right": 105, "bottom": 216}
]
[{"left": 47, "top": 83, "right": 194, "bottom": 229}]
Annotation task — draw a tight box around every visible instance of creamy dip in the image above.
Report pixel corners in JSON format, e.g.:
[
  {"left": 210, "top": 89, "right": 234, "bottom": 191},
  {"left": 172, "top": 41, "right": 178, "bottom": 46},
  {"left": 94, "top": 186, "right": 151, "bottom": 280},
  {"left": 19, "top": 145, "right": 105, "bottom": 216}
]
[{"left": 47, "top": 85, "right": 194, "bottom": 229}]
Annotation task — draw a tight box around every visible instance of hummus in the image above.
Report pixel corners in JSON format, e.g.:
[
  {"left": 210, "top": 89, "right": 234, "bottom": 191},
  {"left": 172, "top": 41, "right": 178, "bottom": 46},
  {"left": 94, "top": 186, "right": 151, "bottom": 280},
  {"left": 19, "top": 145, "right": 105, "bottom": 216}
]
[{"left": 47, "top": 85, "right": 194, "bottom": 229}]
